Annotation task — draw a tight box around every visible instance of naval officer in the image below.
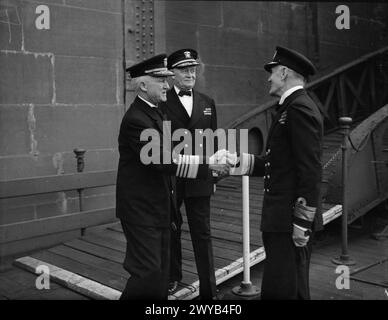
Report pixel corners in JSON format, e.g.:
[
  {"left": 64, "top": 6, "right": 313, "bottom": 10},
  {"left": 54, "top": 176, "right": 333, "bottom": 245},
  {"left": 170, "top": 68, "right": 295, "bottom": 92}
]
[
  {"left": 227, "top": 46, "right": 324, "bottom": 299},
  {"left": 116, "top": 54, "right": 229, "bottom": 300},
  {"left": 160, "top": 48, "right": 218, "bottom": 300}
]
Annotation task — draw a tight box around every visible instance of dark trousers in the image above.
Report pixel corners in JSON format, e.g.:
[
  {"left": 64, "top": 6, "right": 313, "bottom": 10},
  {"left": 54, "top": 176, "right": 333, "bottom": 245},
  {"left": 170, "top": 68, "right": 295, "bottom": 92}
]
[
  {"left": 120, "top": 220, "right": 170, "bottom": 300},
  {"left": 261, "top": 231, "right": 312, "bottom": 300},
  {"left": 170, "top": 195, "right": 217, "bottom": 299}
]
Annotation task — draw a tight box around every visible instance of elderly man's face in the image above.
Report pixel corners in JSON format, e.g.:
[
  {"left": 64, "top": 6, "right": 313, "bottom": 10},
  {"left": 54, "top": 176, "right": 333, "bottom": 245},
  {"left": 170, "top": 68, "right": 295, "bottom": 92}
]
[
  {"left": 172, "top": 66, "right": 197, "bottom": 90},
  {"left": 268, "top": 65, "right": 286, "bottom": 97},
  {"left": 145, "top": 76, "right": 170, "bottom": 104}
]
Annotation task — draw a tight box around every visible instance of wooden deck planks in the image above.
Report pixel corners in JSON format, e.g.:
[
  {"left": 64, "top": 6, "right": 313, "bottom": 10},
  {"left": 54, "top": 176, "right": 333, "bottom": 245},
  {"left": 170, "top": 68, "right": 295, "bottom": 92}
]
[
  {"left": 63, "top": 239, "right": 124, "bottom": 264},
  {"left": 14, "top": 256, "right": 121, "bottom": 300},
  {"left": 48, "top": 245, "right": 128, "bottom": 279},
  {"left": 309, "top": 235, "right": 388, "bottom": 299},
  {"left": 30, "top": 250, "right": 127, "bottom": 292},
  {"left": 12, "top": 201, "right": 339, "bottom": 300}
]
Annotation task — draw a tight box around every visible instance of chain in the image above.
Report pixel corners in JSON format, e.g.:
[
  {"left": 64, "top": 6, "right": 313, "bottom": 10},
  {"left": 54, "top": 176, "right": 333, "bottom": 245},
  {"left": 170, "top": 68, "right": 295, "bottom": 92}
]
[{"left": 323, "top": 148, "right": 342, "bottom": 170}]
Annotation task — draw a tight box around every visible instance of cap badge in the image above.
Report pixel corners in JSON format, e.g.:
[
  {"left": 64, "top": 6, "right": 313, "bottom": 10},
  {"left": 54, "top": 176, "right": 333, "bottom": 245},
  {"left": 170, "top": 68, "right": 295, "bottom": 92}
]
[
  {"left": 163, "top": 58, "right": 167, "bottom": 67},
  {"left": 184, "top": 51, "right": 191, "bottom": 58},
  {"left": 272, "top": 50, "right": 277, "bottom": 60}
]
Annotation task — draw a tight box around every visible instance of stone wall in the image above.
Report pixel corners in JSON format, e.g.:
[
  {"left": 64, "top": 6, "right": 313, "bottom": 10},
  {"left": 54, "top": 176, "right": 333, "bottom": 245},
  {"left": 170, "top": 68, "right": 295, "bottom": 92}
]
[{"left": 0, "top": 0, "right": 124, "bottom": 251}]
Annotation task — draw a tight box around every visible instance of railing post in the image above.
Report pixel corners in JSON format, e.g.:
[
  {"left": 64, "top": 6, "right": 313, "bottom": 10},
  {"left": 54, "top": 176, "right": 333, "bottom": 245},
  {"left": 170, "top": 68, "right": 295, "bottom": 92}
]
[
  {"left": 332, "top": 117, "right": 356, "bottom": 266},
  {"left": 74, "top": 148, "right": 86, "bottom": 236},
  {"left": 232, "top": 176, "right": 260, "bottom": 298}
]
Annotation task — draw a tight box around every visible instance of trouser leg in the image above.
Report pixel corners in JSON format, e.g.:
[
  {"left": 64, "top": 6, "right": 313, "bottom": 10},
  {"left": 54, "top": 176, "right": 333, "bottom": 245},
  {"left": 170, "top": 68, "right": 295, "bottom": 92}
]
[
  {"left": 120, "top": 220, "right": 170, "bottom": 300},
  {"left": 169, "top": 195, "right": 183, "bottom": 282},
  {"left": 261, "top": 232, "right": 298, "bottom": 300},
  {"left": 295, "top": 234, "right": 313, "bottom": 300},
  {"left": 185, "top": 196, "right": 217, "bottom": 299}
]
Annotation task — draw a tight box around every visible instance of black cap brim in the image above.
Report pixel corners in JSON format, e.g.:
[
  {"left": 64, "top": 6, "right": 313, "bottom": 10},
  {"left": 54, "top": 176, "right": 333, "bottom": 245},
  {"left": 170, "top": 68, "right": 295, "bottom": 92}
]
[
  {"left": 264, "top": 62, "right": 280, "bottom": 73},
  {"left": 148, "top": 69, "right": 174, "bottom": 77}
]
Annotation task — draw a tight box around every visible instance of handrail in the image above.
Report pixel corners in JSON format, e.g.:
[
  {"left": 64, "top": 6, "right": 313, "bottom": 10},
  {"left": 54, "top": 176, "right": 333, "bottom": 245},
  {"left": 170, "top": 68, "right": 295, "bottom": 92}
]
[
  {"left": 226, "top": 45, "right": 388, "bottom": 129},
  {"left": 307, "top": 45, "right": 388, "bottom": 89},
  {"left": 348, "top": 104, "right": 388, "bottom": 152},
  {"left": 0, "top": 170, "right": 117, "bottom": 199}
]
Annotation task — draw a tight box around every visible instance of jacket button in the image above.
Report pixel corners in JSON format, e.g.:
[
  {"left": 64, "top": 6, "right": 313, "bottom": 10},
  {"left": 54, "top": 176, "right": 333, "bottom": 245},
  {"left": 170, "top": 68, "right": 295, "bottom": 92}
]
[
  {"left": 199, "top": 144, "right": 203, "bottom": 147},
  {"left": 267, "top": 175, "right": 270, "bottom": 179},
  {"left": 185, "top": 144, "right": 188, "bottom": 148},
  {"left": 171, "top": 190, "right": 174, "bottom": 194}
]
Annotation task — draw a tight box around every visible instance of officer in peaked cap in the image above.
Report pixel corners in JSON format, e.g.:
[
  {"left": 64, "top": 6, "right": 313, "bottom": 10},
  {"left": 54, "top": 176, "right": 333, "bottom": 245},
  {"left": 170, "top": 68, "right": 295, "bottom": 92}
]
[
  {"left": 160, "top": 48, "right": 219, "bottom": 300},
  {"left": 167, "top": 48, "right": 200, "bottom": 69},
  {"left": 126, "top": 53, "right": 174, "bottom": 78},
  {"left": 225, "top": 46, "right": 323, "bottom": 299},
  {"left": 116, "top": 54, "right": 229, "bottom": 300},
  {"left": 264, "top": 46, "right": 317, "bottom": 78}
]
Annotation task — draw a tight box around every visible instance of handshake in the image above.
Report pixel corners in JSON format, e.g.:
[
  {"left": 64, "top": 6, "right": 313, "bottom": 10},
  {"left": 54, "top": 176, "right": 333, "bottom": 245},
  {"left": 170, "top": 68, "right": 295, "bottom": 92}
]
[{"left": 208, "top": 149, "right": 239, "bottom": 178}]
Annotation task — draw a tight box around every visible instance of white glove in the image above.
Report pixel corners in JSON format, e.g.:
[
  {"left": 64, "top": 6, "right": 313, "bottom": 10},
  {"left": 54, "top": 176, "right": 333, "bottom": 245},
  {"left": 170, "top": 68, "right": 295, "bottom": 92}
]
[
  {"left": 209, "top": 149, "right": 238, "bottom": 165},
  {"left": 225, "top": 151, "right": 238, "bottom": 166},
  {"left": 292, "top": 223, "right": 310, "bottom": 247},
  {"left": 209, "top": 150, "right": 238, "bottom": 178},
  {"left": 209, "top": 149, "right": 227, "bottom": 165}
]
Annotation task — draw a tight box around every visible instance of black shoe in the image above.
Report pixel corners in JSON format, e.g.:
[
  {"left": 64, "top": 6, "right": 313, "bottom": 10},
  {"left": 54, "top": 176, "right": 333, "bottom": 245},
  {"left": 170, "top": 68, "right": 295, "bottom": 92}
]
[{"left": 168, "top": 281, "right": 178, "bottom": 295}]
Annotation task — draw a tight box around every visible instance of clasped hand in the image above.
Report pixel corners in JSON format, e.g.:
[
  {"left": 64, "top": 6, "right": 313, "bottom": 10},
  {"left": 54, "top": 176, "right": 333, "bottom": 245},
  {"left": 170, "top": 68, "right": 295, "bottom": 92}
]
[{"left": 209, "top": 149, "right": 238, "bottom": 177}]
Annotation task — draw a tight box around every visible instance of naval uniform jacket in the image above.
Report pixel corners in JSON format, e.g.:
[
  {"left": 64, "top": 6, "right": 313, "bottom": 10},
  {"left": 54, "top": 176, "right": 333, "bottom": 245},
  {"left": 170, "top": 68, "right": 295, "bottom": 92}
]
[
  {"left": 116, "top": 96, "right": 209, "bottom": 228},
  {"left": 248, "top": 89, "right": 324, "bottom": 232},
  {"left": 161, "top": 88, "right": 217, "bottom": 198}
]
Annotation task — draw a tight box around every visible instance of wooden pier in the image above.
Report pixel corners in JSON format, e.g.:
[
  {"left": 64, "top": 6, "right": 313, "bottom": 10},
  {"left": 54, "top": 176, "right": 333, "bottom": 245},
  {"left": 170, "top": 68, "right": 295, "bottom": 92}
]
[
  {"left": 7, "top": 123, "right": 388, "bottom": 299},
  {"left": 3, "top": 203, "right": 387, "bottom": 300},
  {"left": 12, "top": 173, "right": 340, "bottom": 300}
]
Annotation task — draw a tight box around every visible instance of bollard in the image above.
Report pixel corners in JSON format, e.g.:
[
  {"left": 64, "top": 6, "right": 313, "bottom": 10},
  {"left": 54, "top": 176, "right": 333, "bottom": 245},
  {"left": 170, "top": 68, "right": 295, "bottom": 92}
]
[
  {"left": 74, "top": 148, "right": 86, "bottom": 173},
  {"left": 74, "top": 148, "right": 86, "bottom": 236},
  {"left": 232, "top": 176, "right": 260, "bottom": 298},
  {"left": 332, "top": 117, "right": 356, "bottom": 266}
]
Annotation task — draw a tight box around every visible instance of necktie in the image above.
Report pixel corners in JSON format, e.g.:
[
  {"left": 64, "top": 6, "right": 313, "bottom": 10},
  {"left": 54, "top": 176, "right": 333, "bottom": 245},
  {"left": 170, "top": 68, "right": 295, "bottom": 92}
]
[{"left": 178, "top": 90, "right": 192, "bottom": 97}]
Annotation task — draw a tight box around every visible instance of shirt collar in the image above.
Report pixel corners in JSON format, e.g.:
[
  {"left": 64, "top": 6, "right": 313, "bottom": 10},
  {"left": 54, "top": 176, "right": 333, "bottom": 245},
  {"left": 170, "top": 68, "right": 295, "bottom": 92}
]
[
  {"left": 279, "top": 85, "right": 304, "bottom": 105},
  {"left": 174, "top": 85, "right": 192, "bottom": 96},
  {"left": 138, "top": 95, "right": 157, "bottom": 108}
]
